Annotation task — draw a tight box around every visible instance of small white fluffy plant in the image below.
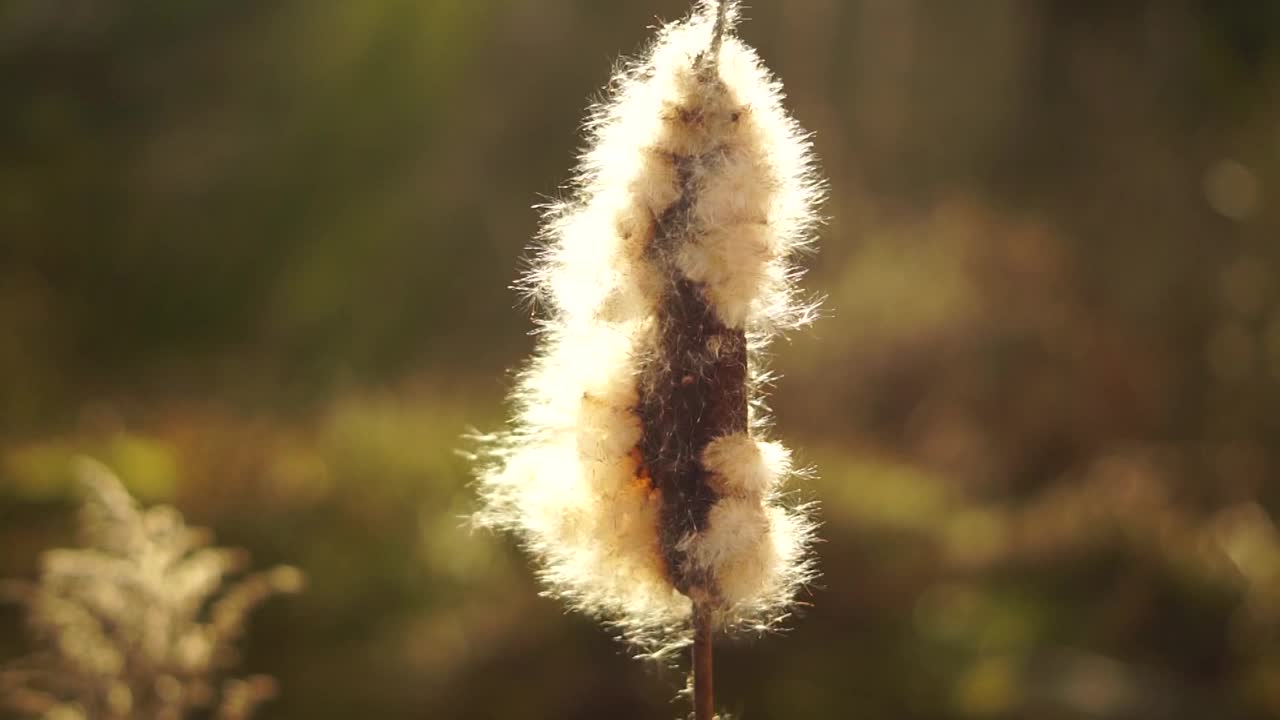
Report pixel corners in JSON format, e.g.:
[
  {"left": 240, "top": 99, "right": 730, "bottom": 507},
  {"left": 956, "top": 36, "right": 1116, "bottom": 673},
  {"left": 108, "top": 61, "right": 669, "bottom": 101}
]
[
  {"left": 475, "top": 1, "right": 823, "bottom": 714},
  {"left": 0, "top": 459, "right": 303, "bottom": 720}
]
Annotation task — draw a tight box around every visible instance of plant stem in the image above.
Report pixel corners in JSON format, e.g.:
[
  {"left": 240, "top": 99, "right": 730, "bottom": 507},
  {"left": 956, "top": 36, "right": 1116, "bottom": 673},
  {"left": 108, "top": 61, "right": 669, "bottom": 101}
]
[
  {"left": 693, "top": 603, "right": 714, "bottom": 720},
  {"left": 709, "top": 0, "right": 728, "bottom": 61}
]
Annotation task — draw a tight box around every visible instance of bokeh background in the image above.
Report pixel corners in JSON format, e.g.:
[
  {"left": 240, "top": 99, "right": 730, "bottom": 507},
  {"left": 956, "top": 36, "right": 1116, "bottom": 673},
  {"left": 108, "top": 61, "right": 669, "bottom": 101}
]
[{"left": 3, "top": 1, "right": 1280, "bottom": 718}]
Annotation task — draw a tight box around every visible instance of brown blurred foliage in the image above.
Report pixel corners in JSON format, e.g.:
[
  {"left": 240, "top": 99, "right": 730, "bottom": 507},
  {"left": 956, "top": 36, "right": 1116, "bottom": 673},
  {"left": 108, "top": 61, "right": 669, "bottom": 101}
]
[{"left": 2, "top": 1, "right": 1279, "bottom": 718}]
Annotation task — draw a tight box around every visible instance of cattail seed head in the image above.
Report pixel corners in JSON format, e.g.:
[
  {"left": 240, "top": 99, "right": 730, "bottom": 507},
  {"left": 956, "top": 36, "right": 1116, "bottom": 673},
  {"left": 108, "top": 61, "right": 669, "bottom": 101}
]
[{"left": 476, "top": 0, "right": 823, "bottom": 656}]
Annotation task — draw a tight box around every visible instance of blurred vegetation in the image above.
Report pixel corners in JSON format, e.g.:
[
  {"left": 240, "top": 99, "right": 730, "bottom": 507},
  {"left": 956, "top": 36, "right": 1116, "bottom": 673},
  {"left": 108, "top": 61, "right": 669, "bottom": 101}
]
[
  {"left": 2, "top": 459, "right": 302, "bottom": 719},
  {"left": 2, "top": 1, "right": 1280, "bottom": 718}
]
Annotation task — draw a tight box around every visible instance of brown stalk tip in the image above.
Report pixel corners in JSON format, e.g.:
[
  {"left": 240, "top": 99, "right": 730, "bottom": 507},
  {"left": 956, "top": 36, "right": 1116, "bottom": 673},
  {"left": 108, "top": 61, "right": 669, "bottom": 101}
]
[{"left": 710, "top": 1, "right": 729, "bottom": 54}]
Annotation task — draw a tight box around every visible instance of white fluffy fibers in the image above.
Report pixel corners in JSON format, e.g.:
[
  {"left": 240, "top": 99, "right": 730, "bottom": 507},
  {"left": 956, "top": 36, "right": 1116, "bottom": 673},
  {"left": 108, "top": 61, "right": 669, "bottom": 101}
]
[{"left": 475, "top": 0, "right": 822, "bottom": 655}]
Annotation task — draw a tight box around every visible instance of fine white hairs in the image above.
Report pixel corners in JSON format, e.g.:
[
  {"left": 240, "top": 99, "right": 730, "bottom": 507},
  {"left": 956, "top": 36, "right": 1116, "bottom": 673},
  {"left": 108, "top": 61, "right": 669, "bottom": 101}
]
[{"left": 475, "top": 0, "right": 823, "bottom": 658}]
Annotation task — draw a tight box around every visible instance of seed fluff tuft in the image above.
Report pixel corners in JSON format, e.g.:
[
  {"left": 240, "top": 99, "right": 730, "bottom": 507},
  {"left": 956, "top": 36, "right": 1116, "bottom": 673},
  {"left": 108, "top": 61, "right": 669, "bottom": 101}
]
[{"left": 474, "top": 0, "right": 823, "bottom": 657}]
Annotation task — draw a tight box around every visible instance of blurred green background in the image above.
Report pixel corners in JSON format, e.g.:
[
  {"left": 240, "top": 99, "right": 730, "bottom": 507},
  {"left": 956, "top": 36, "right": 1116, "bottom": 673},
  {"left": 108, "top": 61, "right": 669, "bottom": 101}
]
[{"left": 2, "top": 1, "right": 1280, "bottom": 718}]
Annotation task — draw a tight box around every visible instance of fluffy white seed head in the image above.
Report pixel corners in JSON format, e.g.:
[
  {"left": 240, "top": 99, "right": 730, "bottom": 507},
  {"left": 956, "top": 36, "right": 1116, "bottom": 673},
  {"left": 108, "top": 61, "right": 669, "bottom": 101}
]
[{"left": 476, "top": 0, "right": 822, "bottom": 655}]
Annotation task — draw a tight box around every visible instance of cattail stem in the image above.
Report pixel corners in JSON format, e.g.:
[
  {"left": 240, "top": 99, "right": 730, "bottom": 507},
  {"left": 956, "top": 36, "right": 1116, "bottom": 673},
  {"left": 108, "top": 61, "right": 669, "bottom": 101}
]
[
  {"left": 707, "top": 0, "right": 729, "bottom": 63},
  {"left": 692, "top": 603, "right": 714, "bottom": 720}
]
